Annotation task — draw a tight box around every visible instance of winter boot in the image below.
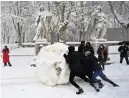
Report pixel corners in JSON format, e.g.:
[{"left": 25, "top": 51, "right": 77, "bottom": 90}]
[
  {"left": 90, "top": 83, "right": 100, "bottom": 92},
  {"left": 94, "top": 86, "right": 100, "bottom": 92},
  {"left": 113, "top": 84, "right": 119, "bottom": 87},
  {"left": 4, "top": 63, "right": 7, "bottom": 67},
  {"left": 76, "top": 88, "right": 84, "bottom": 94},
  {"left": 8, "top": 62, "right": 12, "bottom": 67},
  {"left": 98, "top": 80, "right": 104, "bottom": 88}
]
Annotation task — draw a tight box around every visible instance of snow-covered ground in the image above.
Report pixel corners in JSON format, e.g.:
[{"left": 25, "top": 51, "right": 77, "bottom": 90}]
[
  {"left": 10, "top": 47, "right": 35, "bottom": 55},
  {"left": 1, "top": 46, "right": 129, "bottom": 98}
]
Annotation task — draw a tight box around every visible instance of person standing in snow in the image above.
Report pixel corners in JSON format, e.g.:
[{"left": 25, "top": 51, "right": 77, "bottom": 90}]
[
  {"left": 64, "top": 46, "right": 99, "bottom": 94},
  {"left": 97, "top": 44, "right": 108, "bottom": 70},
  {"left": 78, "top": 41, "right": 86, "bottom": 55},
  {"left": 85, "top": 42, "right": 94, "bottom": 55},
  {"left": 2, "top": 46, "right": 12, "bottom": 67},
  {"left": 118, "top": 43, "right": 129, "bottom": 65}
]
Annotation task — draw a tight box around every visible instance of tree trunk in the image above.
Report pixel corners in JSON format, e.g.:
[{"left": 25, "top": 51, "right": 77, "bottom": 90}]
[
  {"left": 80, "top": 1, "right": 85, "bottom": 41},
  {"left": 108, "top": 2, "right": 123, "bottom": 27},
  {"left": 17, "top": 22, "right": 22, "bottom": 46},
  {"left": 57, "top": 33, "right": 59, "bottom": 42},
  {"left": 109, "top": 1, "right": 129, "bottom": 41},
  {"left": 23, "top": 32, "right": 25, "bottom": 43},
  {"left": 59, "top": 3, "right": 67, "bottom": 42},
  {"left": 7, "top": 36, "right": 10, "bottom": 44},
  {"left": 79, "top": 31, "right": 83, "bottom": 41},
  {"left": 51, "top": 32, "right": 54, "bottom": 44},
  {"left": 83, "top": 31, "right": 86, "bottom": 41},
  {"left": 47, "top": 2, "right": 50, "bottom": 11},
  {"left": 61, "top": 3, "right": 65, "bottom": 23}
]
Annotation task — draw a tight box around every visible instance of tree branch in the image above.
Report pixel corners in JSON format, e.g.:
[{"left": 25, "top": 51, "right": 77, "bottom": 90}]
[
  {"left": 12, "top": 17, "right": 18, "bottom": 33},
  {"left": 108, "top": 1, "right": 125, "bottom": 28}
]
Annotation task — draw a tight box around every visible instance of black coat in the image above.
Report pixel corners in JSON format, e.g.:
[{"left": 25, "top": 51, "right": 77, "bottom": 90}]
[
  {"left": 78, "top": 45, "right": 86, "bottom": 55},
  {"left": 85, "top": 46, "right": 94, "bottom": 55},
  {"left": 87, "top": 55, "right": 102, "bottom": 71},
  {"left": 83, "top": 56, "right": 93, "bottom": 75},
  {"left": 83, "top": 54, "right": 102, "bottom": 76},
  {"left": 97, "top": 47, "right": 107, "bottom": 61},
  {"left": 64, "top": 51, "right": 84, "bottom": 73},
  {"left": 118, "top": 45, "right": 129, "bottom": 57}
]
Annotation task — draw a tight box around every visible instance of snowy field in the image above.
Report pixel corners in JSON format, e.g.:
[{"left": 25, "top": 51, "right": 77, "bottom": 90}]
[{"left": 1, "top": 46, "right": 129, "bottom": 98}]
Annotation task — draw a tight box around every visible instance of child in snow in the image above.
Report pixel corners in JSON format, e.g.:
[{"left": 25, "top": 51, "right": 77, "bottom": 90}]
[{"left": 2, "top": 46, "right": 12, "bottom": 67}]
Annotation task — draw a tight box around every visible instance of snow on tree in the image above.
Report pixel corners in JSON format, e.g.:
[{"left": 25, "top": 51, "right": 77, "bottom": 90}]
[
  {"left": 109, "top": 1, "right": 129, "bottom": 40},
  {"left": 114, "top": 11, "right": 129, "bottom": 27},
  {"left": 1, "top": 1, "right": 129, "bottom": 43}
]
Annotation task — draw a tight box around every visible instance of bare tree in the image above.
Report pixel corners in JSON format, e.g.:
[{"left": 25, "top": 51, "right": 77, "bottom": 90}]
[
  {"left": 11, "top": 2, "right": 25, "bottom": 46},
  {"left": 1, "top": 19, "right": 11, "bottom": 44},
  {"left": 109, "top": 1, "right": 129, "bottom": 40}
]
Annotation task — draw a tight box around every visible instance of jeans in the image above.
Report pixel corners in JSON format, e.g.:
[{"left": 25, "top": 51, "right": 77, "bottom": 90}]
[
  {"left": 91, "top": 69, "right": 106, "bottom": 82},
  {"left": 91, "top": 69, "right": 117, "bottom": 86},
  {"left": 120, "top": 55, "right": 129, "bottom": 65}
]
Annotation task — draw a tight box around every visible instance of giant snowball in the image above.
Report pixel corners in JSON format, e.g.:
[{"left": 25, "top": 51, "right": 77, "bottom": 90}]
[{"left": 35, "top": 43, "right": 70, "bottom": 86}]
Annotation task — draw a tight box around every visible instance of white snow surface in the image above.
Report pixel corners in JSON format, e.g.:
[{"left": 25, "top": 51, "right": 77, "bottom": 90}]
[
  {"left": 108, "top": 46, "right": 120, "bottom": 54},
  {"left": 10, "top": 47, "right": 35, "bottom": 55},
  {"left": 35, "top": 43, "right": 70, "bottom": 86},
  {"left": 1, "top": 45, "right": 129, "bottom": 98}
]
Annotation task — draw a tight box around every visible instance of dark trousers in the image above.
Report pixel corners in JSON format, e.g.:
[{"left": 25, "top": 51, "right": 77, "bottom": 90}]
[
  {"left": 69, "top": 71, "right": 98, "bottom": 90},
  {"left": 4, "top": 62, "right": 12, "bottom": 67},
  {"left": 99, "top": 60, "right": 105, "bottom": 70},
  {"left": 69, "top": 71, "right": 89, "bottom": 89},
  {"left": 92, "top": 69, "right": 117, "bottom": 86},
  {"left": 120, "top": 55, "right": 129, "bottom": 65}
]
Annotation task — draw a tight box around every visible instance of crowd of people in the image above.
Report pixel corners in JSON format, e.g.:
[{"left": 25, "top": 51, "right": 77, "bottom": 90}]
[
  {"left": 64, "top": 41, "right": 129, "bottom": 94},
  {"left": 1, "top": 41, "right": 129, "bottom": 94},
  {"left": 78, "top": 41, "right": 108, "bottom": 70}
]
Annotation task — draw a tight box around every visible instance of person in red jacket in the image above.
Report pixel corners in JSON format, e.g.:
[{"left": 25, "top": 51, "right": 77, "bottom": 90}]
[{"left": 2, "top": 46, "right": 12, "bottom": 67}]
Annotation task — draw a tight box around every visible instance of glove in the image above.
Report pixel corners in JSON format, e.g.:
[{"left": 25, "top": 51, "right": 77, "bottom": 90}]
[{"left": 63, "top": 54, "right": 67, "bottom": 58}]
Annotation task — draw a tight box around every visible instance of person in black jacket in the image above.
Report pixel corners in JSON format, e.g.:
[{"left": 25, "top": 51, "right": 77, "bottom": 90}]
[
  {"left": 85, "top": 52, "right": 119, "bottom": 87},
  {"left": 85, "top": 42, "right": 94, "bottom": 55},
  {"left": 64, "top": 46, "right": 99, "bottom": 94},
  {"left": 118, "top": 43, "right": 129, "bottom": 65},
  {"left": 97, "top": 44, "right": 108, "bottom": 70},
  {"left": 78, "top": 41, "right": 86, "bottom": 55},
  {"left": 83, "top": 51, "right": 104, "bottom": 88}
]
